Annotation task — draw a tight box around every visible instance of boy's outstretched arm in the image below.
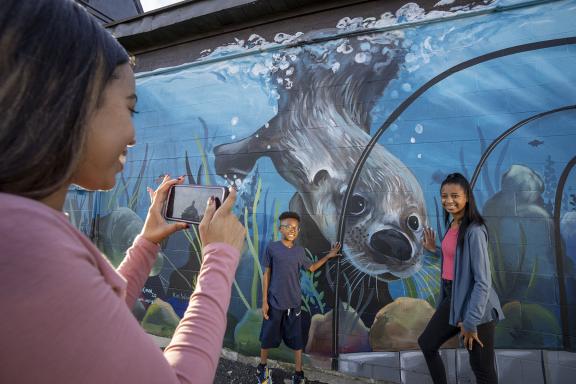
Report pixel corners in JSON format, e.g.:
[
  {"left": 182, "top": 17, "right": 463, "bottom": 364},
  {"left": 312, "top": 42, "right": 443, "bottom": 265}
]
[{"left": 308, "top": 242, "right": 341, "bottom": 272}]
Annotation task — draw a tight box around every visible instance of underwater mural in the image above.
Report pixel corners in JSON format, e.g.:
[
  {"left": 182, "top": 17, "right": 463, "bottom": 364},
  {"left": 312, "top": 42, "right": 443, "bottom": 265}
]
[{"left": 66, "top": 0, "right": 576, "bottom": 371}]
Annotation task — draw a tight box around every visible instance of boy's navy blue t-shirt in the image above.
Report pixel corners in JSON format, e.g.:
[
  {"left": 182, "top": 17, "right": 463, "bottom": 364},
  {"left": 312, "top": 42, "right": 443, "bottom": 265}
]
[{"left": 263, "top": 241, "right": 312, "bottom": 310}]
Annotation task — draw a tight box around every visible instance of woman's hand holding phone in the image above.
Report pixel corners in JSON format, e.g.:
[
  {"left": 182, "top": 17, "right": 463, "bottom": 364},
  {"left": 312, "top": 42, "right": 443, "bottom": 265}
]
[
  {"left": 141, "top": 175, "right": 189, "bottom": 244},
  {"left": 140, "top": 175, "right": 245, "bottom": 252},
  {"left": 199, "top": 187, "right": 246, "bottom": 253}
]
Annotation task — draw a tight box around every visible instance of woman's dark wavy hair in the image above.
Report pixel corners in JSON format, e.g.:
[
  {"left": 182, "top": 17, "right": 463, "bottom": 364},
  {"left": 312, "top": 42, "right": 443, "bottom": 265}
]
[
  {"left": 0, "top": 0, "right": 129, "bottom": 199},
  {"left": 441, "top": 173, "right": 485, "bottom": 251}
]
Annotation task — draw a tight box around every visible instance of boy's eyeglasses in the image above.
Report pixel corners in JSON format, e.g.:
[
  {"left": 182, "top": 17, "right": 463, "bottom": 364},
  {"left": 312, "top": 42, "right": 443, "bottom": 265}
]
[{"left": 280, "top": 225, "right": 299, "bottom": 232}]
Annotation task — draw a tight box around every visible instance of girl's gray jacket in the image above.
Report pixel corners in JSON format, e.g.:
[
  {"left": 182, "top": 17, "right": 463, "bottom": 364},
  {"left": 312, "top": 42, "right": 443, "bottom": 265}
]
[{"left": 438, "top": 223, "right": 504, "bottom": 333}]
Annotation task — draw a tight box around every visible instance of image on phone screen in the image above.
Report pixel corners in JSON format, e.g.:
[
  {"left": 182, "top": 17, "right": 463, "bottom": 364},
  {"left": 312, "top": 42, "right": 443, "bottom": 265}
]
[{"left": 165, "top": 185, "right": 227, "bottom": 224}]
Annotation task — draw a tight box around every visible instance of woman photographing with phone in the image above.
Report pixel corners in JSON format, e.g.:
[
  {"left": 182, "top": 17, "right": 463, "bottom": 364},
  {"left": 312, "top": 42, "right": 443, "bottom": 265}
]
[
  {"left": 418, "top": 173, "right": 504, "bottom": 384},
  {"left": 0, "top": 1, "right": 245, "bottom": 383}
]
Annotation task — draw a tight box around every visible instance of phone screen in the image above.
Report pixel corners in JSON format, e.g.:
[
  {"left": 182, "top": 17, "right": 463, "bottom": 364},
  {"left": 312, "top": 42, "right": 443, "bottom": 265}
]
[{"left": 164, "top": 185, "right": 227, "bottom": 224}]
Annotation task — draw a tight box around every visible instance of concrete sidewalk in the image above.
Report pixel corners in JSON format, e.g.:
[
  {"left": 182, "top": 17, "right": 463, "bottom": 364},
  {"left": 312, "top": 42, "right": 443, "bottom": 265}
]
[
  {"left": 150, "top": 335, "right": 576, "bottom": 383},
  {"left": 218, "top": 348, "right": 392, "bottom": 384},
  {"left": 150, "top": 334, "right": 389, "bottom": 383}
]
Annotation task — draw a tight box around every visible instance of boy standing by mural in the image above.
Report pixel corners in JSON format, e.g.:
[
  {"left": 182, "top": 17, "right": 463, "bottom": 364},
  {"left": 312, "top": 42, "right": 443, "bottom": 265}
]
[{"left": 257, "top": 211, "right": 340, "bottom": 384}]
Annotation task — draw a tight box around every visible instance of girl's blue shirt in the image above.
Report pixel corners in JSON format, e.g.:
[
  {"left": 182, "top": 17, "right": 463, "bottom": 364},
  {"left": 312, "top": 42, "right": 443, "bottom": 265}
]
[{"left": 438, "top": 223, "right": 505, "bottom": 333}]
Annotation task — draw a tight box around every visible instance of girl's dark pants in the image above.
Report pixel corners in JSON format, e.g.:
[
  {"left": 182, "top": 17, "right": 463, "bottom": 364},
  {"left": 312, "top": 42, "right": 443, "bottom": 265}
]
[{"left": 417, "top": 280, "right": 498, "bottom": 384}]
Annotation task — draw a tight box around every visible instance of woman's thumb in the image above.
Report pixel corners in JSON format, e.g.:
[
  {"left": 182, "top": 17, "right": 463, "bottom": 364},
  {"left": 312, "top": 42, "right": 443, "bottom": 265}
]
[{"left": 166, "top": 222, "right": 188, "bottom": 237}]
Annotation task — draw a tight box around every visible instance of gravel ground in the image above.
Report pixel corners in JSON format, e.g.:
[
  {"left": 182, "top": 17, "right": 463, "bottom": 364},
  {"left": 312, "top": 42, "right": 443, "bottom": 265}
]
[{"left": 214, "top": 358, "right": 330, "bottom": 384}]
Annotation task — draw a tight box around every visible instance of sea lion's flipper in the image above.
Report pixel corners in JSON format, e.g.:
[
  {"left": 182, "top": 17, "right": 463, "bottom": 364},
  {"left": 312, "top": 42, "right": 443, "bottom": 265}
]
[
  {"left": 214, "top": 135, "right": 260, "bottom": 179},
  {"left": 214, "top": 119, "right": 284, "bottom": 179}
]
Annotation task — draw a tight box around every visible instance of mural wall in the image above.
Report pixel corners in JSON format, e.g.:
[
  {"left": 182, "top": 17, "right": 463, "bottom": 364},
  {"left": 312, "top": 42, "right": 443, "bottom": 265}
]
[{"left": 68, "top": 0, "right": 576, "bottom": 368}]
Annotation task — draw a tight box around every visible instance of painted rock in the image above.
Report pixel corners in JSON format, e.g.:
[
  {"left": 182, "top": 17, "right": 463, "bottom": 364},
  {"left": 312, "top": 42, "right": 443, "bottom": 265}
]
[
  {"left": 141, "top": 298, "right": 181, "bottom": 338},
  {"left": 306, "top": 303, "right": 370, "bottom": 355},
  {"left": 370, "top": 297, "right": 457, "bottom": 351}
]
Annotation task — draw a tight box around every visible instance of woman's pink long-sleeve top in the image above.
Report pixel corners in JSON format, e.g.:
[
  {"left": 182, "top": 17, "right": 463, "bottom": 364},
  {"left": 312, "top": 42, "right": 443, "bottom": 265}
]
[{"left": 0, "top": 192, "right": 240, "bottom": 383}]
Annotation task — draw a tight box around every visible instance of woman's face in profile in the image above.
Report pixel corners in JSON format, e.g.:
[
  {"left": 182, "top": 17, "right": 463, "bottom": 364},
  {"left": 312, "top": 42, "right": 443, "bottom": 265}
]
[{"left": 72, "top": 63, "right": 137, "bottom": 190}]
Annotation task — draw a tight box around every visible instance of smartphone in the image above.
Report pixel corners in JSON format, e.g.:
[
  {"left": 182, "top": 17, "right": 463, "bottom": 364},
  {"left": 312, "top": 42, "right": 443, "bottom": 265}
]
[{"left": 163, "top": 184, "right": 229, "bottom": 224}]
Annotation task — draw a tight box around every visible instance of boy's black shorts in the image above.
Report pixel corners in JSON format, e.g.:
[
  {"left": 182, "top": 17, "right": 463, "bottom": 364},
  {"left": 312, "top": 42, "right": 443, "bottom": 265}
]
[{"left": 259, "top": 306, "right": 304, "bottom": 350}]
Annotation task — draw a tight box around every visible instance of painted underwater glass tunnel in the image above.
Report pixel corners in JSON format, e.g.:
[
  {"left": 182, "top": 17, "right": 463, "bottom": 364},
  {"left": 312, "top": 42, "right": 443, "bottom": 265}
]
[{"left": 66, "top": 0, "right": 576, "bottom": 360}]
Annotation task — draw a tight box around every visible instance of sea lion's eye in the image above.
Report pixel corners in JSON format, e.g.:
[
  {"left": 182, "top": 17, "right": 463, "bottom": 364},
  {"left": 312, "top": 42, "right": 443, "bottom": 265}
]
[
  {"left": 349, "top": 194, "right": 367, "bottom": 216},
  {"left": 407, "top": 215, "right": 420, "bottom": 231}
]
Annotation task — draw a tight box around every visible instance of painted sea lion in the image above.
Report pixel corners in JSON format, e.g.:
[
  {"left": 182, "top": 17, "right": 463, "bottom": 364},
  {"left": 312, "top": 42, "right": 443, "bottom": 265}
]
[
  {"left": 212, "top": 0, "right": 495, "bottom": 284},
  {"left": 214, "top": 26, "right": 428, "bottom": 282}
]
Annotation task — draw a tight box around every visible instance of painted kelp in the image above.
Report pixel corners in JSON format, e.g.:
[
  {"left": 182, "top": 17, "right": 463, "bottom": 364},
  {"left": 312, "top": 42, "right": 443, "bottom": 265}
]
[{"left": 66, "top": 0, "right": 576, "bottom": 360}]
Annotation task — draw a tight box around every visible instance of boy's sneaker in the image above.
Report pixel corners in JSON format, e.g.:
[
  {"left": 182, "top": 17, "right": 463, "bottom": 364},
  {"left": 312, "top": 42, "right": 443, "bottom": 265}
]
[
  {"left": 291, "top": 371, "right": 305, "bottom": 384},
  {"left": 256, "top": 363, "right": 272, "bottom": 384}
]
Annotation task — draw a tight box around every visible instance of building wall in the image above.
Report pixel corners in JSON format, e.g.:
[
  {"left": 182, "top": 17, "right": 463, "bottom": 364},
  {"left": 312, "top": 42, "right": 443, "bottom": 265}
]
[
  {"left": 69, "top": 0, "right": 576, "bottom": 381},
  {"left": 77, "top": 0, "right": 142, "bottom": 23}
]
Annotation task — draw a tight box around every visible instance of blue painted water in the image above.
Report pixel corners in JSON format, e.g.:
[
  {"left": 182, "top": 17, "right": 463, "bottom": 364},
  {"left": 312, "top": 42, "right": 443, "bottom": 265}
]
[{"left": 119, "top": 0, "right": 576, "bottom": 322}]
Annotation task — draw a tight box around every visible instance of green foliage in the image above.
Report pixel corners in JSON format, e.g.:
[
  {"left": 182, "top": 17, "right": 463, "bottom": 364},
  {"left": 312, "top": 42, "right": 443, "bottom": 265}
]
[
  {"left": 489, "top": 223, "right": 535, "bottom": 299},
  {"left": 238, "top": 176, "right": 283, "bottom": 311},
  {"left": 397, "top": 249, "right": 440, "bottom": 307},
  {"left": 300, "top": 249, "right": 327, "bottom": 314},
  {"left": 244, "top": 178, "right": 263, "bottom": 309},
  {"left": 403, "top": 276, "right": 417, "bottom": 298},
  {"left": 194, "top": 137, "right": 211, "bottom": 186},
  {"left": 180, "top": 226, "right": 202, "bottom": 291},
  {"left": 108, "top": 143, "right": 149, "bottom": 211},
  {"left": 178, "top": 139, "right": 213, "bottom": 290},
  {"left": 273, "top": 200, "right": 281, "bottom": 241},
  {"left": 64, "top": 188, "right": 96, "bottom": 236},
  {"left": 489, "top": 230, "right": 505, "bottom": 295},
  {"left": 495, "top": 301, "right": 562, "bottom": 348}
]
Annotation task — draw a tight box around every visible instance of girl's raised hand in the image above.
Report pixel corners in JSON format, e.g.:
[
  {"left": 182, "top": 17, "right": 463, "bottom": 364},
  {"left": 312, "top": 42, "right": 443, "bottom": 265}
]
[{"left": 422, "top": 226, "right": 436, "bottom": 253}]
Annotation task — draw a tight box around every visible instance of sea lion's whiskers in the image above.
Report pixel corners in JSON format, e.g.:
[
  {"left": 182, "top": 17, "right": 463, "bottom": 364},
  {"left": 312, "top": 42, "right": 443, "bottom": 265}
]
[
  {"left": 349, "top": 272, "right": 365, "bottom": 294},
  {"left": 374, "top": 275, "right": 381, "bottom": 301}
]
